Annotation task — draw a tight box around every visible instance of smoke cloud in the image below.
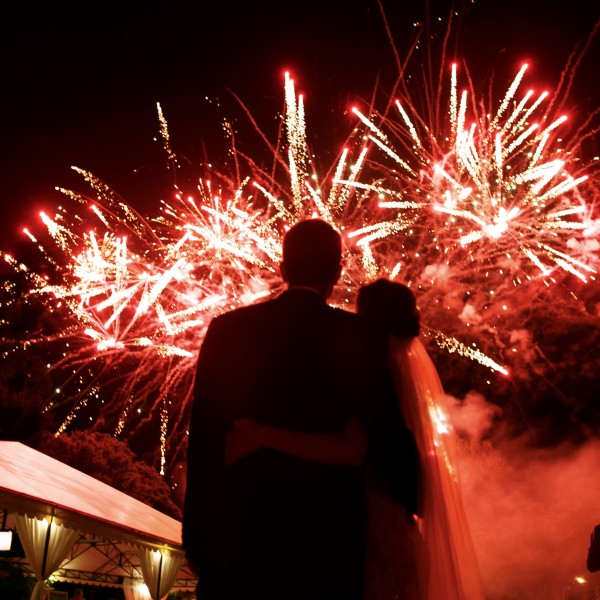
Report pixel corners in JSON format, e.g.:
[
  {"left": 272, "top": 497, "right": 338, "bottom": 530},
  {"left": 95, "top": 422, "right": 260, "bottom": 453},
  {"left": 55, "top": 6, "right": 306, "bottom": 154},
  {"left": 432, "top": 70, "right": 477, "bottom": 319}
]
[{"left": 452, "top": 392, "right": 600, "bottom": 599}]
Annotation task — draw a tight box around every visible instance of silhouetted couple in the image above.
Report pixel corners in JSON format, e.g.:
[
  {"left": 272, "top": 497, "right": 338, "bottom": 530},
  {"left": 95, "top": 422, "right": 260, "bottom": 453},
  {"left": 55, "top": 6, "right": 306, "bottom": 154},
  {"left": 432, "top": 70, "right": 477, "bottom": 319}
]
[{"left": 183, "top": 219, "right": 485, "bottom": 599}]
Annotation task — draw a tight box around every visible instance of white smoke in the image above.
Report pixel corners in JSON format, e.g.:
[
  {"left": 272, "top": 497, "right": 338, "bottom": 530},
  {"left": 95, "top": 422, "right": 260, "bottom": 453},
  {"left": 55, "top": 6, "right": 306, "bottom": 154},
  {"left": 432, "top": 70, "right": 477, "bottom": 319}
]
[{"left": 443, "top": 390, "right": 600, "bottom": 598}]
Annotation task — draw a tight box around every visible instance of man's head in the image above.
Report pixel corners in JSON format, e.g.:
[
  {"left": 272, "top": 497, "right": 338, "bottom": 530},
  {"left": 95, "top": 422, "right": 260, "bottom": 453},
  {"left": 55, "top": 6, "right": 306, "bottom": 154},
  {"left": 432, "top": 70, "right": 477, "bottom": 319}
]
[{"left": 281, "top": 219, "right": 342, "bottom": 295}]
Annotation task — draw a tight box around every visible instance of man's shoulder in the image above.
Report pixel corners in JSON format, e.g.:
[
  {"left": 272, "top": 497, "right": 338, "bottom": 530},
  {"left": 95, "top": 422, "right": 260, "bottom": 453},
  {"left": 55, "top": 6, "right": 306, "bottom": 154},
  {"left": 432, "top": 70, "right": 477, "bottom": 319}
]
[{"left": 210, "top": 296, "right": 276, "bottom": 324}]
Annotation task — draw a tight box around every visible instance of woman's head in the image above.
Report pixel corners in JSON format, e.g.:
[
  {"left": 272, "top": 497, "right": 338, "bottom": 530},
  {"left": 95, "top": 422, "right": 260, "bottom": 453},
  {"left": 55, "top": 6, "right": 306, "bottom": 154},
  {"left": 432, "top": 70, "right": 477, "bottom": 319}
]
[{"left": 357, "top": 278, "right": 420, "bottom": 338}]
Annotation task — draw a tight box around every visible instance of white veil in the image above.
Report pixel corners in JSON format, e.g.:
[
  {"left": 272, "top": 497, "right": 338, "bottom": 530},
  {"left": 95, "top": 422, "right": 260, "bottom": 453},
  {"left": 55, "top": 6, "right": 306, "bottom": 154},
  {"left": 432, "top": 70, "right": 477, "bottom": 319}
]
[{"left": 389, "top": 336, "right": 486, "bottom": 600}]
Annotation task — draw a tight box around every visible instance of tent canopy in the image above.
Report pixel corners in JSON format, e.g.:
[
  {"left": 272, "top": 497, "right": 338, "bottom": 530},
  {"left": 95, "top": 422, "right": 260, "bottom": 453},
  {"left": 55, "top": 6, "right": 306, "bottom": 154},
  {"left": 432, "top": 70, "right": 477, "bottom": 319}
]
[{"left": 0, "top": 441, "right": 196, "bottom": 591}]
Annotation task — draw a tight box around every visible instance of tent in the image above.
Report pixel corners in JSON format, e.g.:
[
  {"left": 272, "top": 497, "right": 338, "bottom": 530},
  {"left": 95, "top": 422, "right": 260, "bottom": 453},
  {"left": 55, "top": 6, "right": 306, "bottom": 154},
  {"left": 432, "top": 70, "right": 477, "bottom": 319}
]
[{"left": 0, "top": 441, "right": 197, "bottom": 599}]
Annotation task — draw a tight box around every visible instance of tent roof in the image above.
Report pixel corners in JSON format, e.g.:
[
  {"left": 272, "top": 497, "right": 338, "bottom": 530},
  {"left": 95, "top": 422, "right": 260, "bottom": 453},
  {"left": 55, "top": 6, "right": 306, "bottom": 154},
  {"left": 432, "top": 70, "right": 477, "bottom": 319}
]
[
  {"left": 0, "top": 441, "right": 181, "bottom": 549},
  {"left": 0, "top": 441, "right": 196, "bottom": 590}
]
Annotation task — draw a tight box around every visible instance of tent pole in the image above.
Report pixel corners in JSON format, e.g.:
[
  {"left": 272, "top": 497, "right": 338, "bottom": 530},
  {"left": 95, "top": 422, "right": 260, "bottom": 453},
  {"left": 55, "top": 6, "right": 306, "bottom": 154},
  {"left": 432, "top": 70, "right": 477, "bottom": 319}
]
[
  {"left": 156, "top": 550, "right": 164, "bottom": 600},
  {"left": 40, "top": 515, "right": 53, "bottom": 580}
]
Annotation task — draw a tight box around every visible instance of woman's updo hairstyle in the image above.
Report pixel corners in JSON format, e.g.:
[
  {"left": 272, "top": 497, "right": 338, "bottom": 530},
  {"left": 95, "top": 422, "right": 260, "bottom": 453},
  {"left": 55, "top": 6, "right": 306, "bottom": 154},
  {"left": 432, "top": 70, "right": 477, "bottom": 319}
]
[{"left": 357, "top": 278, "right": 420, "bottom": 339}]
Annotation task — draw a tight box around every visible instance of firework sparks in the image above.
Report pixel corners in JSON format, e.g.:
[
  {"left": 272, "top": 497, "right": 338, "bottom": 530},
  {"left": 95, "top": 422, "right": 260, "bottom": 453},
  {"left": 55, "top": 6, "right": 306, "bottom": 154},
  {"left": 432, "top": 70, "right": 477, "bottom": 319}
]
[
  {"left": 351, "top": 63, "right": 597, "bottom": 285},
  {"left": 1, "top": 62, "right": 597, "bottom": 466}
]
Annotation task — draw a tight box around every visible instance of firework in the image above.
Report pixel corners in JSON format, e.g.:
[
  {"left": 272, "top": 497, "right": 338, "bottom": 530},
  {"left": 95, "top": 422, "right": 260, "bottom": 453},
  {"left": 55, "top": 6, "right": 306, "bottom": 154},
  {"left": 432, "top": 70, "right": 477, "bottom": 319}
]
[
  {"left": 2, "top": 60, "right": 597, "bottom": 468},
  {"left": 3, "top": 166, "right": 288, "bottom": 471},
  {"left": 344, "top": 59, "right": 599, "bottom": 378},
  {"left": 350, "top": 63, "right": 597, "bottom": 283}
]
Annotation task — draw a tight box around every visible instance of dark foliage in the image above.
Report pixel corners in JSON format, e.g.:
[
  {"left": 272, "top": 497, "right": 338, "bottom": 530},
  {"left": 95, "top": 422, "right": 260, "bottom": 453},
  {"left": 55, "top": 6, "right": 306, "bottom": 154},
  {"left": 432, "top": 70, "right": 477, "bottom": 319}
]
[
  {"left": 0, "top": 559, "right": 34, "bottom": 600},
  {"left": 0, "top": 349, "right": 54, "bottom": 446}
]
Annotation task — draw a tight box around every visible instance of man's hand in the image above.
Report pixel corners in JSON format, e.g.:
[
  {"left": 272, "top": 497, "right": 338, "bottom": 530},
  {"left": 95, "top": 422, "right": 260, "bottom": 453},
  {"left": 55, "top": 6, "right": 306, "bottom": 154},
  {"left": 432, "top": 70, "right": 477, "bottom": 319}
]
[{"left": 225, "top": 418, "right": 265, "bottom": 464}]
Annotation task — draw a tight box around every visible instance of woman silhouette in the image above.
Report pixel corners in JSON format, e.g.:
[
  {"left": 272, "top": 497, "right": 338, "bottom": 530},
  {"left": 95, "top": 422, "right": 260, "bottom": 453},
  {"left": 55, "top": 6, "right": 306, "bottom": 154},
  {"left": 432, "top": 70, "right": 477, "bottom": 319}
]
[{"left": 357, "top": 279, "right": 485, "bottom": 600}]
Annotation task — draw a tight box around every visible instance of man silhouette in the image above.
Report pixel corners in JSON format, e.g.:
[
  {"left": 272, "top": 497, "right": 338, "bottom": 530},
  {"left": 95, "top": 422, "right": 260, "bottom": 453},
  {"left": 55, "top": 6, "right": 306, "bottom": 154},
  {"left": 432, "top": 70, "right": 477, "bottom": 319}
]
[{"left": 182, "top": 219, "right": 418, "bottom": 600}]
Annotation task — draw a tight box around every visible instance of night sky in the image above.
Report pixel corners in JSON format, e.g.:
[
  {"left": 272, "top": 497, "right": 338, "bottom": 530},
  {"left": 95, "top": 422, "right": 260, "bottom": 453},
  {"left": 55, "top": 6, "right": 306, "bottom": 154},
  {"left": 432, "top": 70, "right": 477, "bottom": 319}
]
[
  {"left": 1, "top": 0, "right": 599, "bottom": 247},
  {"left": 2, "top": 5, "right": 599, "bottom": 595}
]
